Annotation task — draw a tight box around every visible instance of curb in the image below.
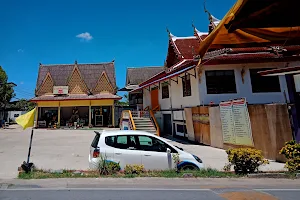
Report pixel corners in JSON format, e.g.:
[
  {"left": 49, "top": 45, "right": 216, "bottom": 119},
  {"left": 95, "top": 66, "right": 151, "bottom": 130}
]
[{"left": 248, "top": 173, "right": 300, "bottom": 179}]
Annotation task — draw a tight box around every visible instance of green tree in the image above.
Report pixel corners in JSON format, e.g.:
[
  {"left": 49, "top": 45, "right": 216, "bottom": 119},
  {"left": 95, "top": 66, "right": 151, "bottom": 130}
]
[
  {"left": 0, "top": 66, "right": 15, "bottom": 114},
  {"left": 13, "top": 99, "right": 36, "bottom": 111},
  {"left": 115, "top": 93, "right": 129, "bottom": 106}
]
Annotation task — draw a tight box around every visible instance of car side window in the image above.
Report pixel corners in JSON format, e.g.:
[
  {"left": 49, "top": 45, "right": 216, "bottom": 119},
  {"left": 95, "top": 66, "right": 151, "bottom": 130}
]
[
  {"left": 105, "top": 136, "right": 116, "bottom": 147},
  {"left": 138, "top": 135, "right": 177, "bottom": 153},
  {"left": 110, "top": 135, "right": 138, "bottom": 150}
]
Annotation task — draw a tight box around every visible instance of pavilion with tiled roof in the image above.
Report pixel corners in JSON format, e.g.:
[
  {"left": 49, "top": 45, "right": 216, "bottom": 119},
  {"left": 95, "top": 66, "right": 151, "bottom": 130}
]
[{"left": 31, "top": 61, "right": 121, "bottom": 128}]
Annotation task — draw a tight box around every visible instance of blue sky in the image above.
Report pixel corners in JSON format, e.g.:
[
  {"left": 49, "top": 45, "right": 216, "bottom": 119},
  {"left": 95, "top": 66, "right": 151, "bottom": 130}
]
[{"left": 0, "top": 0, "right": 235, "bottom": 100}]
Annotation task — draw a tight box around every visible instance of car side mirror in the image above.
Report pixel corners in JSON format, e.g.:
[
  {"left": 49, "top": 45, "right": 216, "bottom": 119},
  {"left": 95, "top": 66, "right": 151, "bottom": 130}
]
[{"left": 166, "top": 148, "right": 171, "bottom": 154}]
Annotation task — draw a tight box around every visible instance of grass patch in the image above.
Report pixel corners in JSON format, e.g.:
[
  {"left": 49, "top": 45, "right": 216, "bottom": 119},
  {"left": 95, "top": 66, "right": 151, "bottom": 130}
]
[
  {"left": 18, "top": 170, "right": 99, "bottom": 179},
  {"left": 141, "top": 168, "right": 241, "bottom": 178},
  {"left": 18, "top": 168, "right": 241, "bottom": 179}
]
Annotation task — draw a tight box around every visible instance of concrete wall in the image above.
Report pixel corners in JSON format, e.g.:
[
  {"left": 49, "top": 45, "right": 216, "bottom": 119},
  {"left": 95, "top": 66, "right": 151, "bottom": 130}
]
[{"left": 198, "top": 62, "right": 299, "bottom": 105}]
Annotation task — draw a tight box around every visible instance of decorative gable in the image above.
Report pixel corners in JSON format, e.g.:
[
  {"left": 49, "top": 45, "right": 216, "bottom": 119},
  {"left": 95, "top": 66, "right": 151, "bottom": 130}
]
[
  {"left": 93, "top": 71, "right": 114, "bottom": 94},
  {"left": 37, "top": 72, "right": 54, "bottom": 95},
  {"left": 68, "top": 66, "right": 89, "bottom": 94}
]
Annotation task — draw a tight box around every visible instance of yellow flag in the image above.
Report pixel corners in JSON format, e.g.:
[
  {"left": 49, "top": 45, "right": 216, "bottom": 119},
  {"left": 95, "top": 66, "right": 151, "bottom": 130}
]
[{"left": 16, "top": 108, "right": 36, "bottom": 130}]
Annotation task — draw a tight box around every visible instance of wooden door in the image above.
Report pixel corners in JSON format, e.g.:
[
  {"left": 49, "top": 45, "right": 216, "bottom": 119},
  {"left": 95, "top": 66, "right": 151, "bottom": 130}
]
[{"left": 151, "top": 88, "right": 159, "bottom": 109}]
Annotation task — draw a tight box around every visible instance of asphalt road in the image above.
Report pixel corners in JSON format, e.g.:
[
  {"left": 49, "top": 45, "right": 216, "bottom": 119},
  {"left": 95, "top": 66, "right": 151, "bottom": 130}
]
[
  {"left": 1, "top": 178, "right": 300, "bottom": 200},
  {"left": 1, "top": 189, "right": 300, "bottom": 200}
]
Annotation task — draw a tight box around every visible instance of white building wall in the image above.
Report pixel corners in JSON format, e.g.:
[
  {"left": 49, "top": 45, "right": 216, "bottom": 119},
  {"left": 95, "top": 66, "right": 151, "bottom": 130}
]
[
  {"left": 169, "top": 68, "right": 201, "bottom": 110},
  {"left": 143, "top": 68, "right": 201, "bottom": 112},
  {"left": 142, "top": 88, "right": 151, "bottom": 109},
  {"left": 198, "top": 62, "right": 299, "bottom": 105},
  {"left": 7, "top": 111, "right": 26, "bottom": 122},
  {"left": 158, "top": 80, "right": 171, "bottom": 110}
]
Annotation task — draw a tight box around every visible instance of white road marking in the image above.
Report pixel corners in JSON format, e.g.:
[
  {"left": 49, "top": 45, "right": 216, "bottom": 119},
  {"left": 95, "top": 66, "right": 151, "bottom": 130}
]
[
  {"left": 0, "top": 188, "right": 211, "bottom": 191},
  {"left": 254, "top": 189, "right": 300, "bottom": 191}
]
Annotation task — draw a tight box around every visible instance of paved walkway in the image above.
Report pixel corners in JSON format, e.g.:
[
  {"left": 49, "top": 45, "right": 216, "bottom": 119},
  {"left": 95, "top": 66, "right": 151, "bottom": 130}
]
[{"left": 163, "top": 136, "right": 285, "bottom": 172}]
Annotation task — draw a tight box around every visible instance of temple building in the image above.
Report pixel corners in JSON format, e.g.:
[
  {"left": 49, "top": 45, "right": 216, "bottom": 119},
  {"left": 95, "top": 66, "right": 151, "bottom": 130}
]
[
  {"left": 31, "top": 61, "right": 121, "bottom": 128},
  {"left": 130, "top": 14, "right": 300, "bottom": 137}
]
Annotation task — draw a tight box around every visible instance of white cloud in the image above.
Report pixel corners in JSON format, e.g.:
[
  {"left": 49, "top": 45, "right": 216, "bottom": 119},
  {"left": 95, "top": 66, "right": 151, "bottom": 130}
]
[
  {"left": 17, "top": 49, "right": 24, "bottom": 53},
  {"left": 20, "top": 81, "right": 24, "bottom": 85},
  {"left": 76, "top": 32, "right": 93, "bottom": 41}
]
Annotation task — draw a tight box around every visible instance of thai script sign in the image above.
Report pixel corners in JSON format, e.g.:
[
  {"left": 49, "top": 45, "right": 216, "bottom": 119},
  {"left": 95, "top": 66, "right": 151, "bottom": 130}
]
[
  {"left": 53, "top": 86, "right": 68, "bottom": 95},
  {"left": 220, "top": 98, "right": 254, "bottom": 146}
]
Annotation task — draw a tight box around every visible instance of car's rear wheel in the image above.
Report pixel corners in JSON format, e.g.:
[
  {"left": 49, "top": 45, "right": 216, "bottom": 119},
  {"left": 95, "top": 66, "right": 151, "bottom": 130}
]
[{"left": 179, "top": 164, "right": 199, "bottom": 171}]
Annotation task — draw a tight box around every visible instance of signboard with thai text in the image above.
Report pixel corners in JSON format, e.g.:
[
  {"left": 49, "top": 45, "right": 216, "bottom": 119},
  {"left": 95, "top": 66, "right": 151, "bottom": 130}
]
[
  {"left": 232, "top": 99, "right": 254, "bottom": 146},
  {"left": 219, "top": 98, "right": 254, "bottom": 146},
  {"left": 220, "top": 101, "right": 236, "bottom": 144},
  {"left": 53, "top": 86, "right": 68, "bottom": 95}
]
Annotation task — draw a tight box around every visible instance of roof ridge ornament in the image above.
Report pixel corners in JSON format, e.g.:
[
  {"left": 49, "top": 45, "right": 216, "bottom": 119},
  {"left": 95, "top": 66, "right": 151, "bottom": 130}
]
[
  {"left": 166, "top": 27, "right": 175, "bottom": 38},
  {"left": 192, "top": 24, "right": 208, "bottom": 41},
  {"left": 204, "top": 1, "right": 220, "bottom": 30}
]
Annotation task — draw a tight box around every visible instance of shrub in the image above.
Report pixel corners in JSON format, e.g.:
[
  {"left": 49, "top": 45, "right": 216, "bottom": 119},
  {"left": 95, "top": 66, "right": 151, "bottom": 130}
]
[
  {"left": 97, "top": 155, "right": 120, "bottom": 175},
  {"left": 124, "top": 164, "right": 144, "bottom": 175},
  {"left": 279, "top": 140, "right": 300, "bottom": 172},
  {"left": 224, "top": 148, "right": 269, "bottom": 174}
]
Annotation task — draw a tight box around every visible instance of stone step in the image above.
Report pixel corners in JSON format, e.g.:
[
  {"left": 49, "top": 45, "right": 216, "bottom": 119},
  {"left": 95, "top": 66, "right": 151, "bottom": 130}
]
[
  {"left": 133, "top": 117, "right": 151, "bottom": 120},
  {"left": 134, "top": 120, "right": 152, "bottom": 124},
  {"left": 136, "top": 130, "right": 157, "bottom": 133},
  {"left": 136, "top": 128, "right": 156, "bottom": 131},
  {"left": 135, "top": 124, "right": 154, "bottom": 127}
]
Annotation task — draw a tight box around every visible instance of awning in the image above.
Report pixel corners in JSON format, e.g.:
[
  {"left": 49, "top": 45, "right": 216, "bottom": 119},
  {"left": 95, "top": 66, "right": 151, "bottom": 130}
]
[
  {"left": 258, "top": 66, "right": 300, "bottom": 76},
  {"left": 198, "top": 0, "right": 300, "bottom": 59},
  {"left": 130, "top": 64, "right": 196, "bottom": 93}
]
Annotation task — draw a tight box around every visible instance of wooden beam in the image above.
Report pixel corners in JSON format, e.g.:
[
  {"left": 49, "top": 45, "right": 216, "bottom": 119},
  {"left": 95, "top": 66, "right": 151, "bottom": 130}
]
[
  {"left": 226, "top": 2, "right": 281, "bottom": 32},
  {"left": 170, "top": 77, "right": 178, "bottom": 84},
  {"left": 185, "top": 68, "right": 196, "bottom": 78}
]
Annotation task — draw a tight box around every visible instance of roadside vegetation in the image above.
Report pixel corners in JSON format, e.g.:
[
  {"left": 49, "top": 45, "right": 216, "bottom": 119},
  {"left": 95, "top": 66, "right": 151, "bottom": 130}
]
[{"left": 18, "top": 168, "right": 240, "bottom": 179}]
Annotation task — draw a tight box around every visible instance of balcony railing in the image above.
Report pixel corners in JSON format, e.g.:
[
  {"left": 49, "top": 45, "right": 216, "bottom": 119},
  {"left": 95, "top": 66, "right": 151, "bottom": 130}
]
[{"left": 131, "top": 111, "right": 150, "bottom": 118}]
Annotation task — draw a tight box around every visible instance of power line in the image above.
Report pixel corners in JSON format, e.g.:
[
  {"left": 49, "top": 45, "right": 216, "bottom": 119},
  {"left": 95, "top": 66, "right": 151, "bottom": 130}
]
[
  {"left": 14, "top": 90, "right": 34, "bottom": 97},
  {"left": 14, "top": 88, "right": 34, "bottom": 95}
]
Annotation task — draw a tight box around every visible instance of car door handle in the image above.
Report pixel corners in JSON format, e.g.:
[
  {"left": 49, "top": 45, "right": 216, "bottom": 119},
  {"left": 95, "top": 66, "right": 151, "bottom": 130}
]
[
  {"left": 144, "top": 154, "right": 151, "bottom": 156},
  {"left": 115, "top": 153, "right": 122, "bottom": 155}
]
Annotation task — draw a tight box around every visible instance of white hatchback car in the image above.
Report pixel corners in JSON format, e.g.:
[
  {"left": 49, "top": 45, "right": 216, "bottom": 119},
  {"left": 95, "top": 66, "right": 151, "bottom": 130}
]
[{"left": 89, "top": 130, "right": 204, "bottom": 170}]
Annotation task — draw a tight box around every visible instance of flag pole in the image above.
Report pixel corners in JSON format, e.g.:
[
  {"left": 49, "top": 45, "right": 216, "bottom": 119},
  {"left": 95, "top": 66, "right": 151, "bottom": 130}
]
[
  {"left": 26, "top": 128, "right": 34, "bottom": 164},
  {"left": 16, "top": 108, "right": 37, "bottom": 173}
]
